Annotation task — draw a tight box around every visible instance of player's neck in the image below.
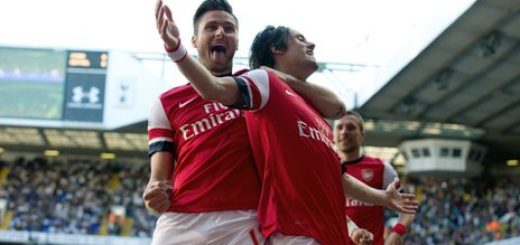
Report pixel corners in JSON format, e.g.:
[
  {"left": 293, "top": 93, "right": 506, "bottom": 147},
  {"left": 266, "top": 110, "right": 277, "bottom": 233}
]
[
  {"left": 274, "top": 64, "right": 311, "bottom": 81},
  {"left": 211, "top": 70, "right": 233, "bottom": 77},
  {"left": 342, "top": 149, "right": 362, "bottom": 162}
]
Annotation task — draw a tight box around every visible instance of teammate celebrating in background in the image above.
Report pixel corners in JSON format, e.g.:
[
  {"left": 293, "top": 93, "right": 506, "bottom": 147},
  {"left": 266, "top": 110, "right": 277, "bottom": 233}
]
[{"left": 334, "top": 111, "right": 416, "bottom": 245}]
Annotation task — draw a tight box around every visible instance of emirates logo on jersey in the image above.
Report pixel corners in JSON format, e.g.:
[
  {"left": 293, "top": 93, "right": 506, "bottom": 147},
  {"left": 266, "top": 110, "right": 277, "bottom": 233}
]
[{"left": 361, "top": 169, "right": 374, "bottom": 182}]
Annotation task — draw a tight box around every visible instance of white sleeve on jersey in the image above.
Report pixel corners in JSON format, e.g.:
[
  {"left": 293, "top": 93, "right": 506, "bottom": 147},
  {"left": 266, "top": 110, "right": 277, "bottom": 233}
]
[
  {"left": 382, "top": 160, "right": 398, "bottom": 189},
  {"left": 148, "top": 98, "right": 173, "bottom": 144},
  {"left": 241, "top": 69, "right": 270, "bottom": 110}
]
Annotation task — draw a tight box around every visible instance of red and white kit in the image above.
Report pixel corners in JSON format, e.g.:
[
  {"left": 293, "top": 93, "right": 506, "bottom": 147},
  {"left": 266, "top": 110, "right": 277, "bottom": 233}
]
[
  {"left": 148, "top": 83, "right": 262, "bottom": 244},
  {"left": 343, "top": 155, "right": 398, "bottom": 245},
  {"left": 234, "top": 69, "right": 349, "bottom": 245}
]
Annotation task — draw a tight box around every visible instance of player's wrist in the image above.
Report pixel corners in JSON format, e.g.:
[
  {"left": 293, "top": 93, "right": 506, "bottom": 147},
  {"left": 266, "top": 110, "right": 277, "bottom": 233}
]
[
  {"left": 349, "top": 227, "right": 360, "bottom": 238},
  {"left": 391, "top": 223, "right": 407, "bottom": 236},
  {"left": 165, "top": 40, "right": 187, "bottom": 63}
]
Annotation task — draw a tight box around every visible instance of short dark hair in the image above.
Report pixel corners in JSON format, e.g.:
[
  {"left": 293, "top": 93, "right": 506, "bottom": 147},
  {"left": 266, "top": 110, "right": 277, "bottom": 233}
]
[
  {"left": 249, "top": 25, "right": 291, "bottom": 69},
  {"left": 344, "top": 111, "right": 365, "bottom": 132},
  {"left": 193, "top": 0, "right": 238, "bottom": 34}
]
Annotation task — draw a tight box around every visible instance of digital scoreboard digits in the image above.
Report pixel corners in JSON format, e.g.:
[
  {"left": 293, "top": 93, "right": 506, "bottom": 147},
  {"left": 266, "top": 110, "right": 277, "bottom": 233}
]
[{"left": 67, "top": 51, "right": 108, "bottom": 69}]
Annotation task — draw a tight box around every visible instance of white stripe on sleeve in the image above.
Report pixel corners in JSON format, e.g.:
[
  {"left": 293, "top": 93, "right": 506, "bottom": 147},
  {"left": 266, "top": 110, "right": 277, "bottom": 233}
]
[
  {"left": 382, "top": 160, "right": 399, "bottom": 189},
  {"left": 243, "top": 69, "right": 270, "bottom": 110},
  {"left": 148, "top": 98, "right": 172, "bottom": 131}
]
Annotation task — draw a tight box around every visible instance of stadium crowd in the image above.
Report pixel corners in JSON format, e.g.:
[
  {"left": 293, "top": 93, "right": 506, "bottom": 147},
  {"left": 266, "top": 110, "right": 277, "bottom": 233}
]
[
  {"left": 0, "top": 157, "right": 155, "bottom": 237},
  {"left": 0, "top": 157, "right": 519, "bottom": 244},
  {"left": 388, "top": 176, "right": 520, "bottom": 244}
]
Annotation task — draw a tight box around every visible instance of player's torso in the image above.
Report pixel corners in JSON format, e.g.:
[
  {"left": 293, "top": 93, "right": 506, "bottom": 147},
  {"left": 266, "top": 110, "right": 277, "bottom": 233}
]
[
  {"left": 244, "top": 72, "right": 348, "bottom": 244},
  {"left": 245, "top": 72, "right": 339, "bottom": 174},
  {"left": 345, "top": 156, "right": 385, "bottom": 244},
  {"left": 160, "top": 85, "right": 260, "bottom": 212}
]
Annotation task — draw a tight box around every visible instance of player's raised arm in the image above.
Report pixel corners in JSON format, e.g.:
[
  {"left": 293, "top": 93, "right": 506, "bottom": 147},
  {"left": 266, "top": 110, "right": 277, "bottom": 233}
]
[{"left": 155, "top": 0, "right": 240, "bottom": 106}]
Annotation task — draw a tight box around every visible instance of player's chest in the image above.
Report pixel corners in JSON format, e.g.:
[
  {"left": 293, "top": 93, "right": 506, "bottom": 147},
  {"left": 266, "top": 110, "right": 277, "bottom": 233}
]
[{"left": 349, "top": 166, "right": 384, "bottom": 188}]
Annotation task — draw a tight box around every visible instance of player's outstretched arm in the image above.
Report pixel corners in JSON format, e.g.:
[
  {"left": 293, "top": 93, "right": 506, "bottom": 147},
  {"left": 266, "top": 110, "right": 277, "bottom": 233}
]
[
  {"left": 155, "top": 0, "right": 240, "bottom": 106},
  {"left": 262, "top": 66, "right": 346, "bottom": 119},
  {"left": 342, "top": 175, "right": 418, "bottom": 214}
]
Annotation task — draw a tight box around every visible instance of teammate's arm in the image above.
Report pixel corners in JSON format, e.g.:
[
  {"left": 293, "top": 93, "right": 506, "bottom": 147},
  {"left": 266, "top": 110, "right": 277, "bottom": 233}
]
[
  {"left": 384, "top": 213, "right": 415, "bottom": 245},
  {"left": 143, "top": 151, "right": 174, "bottom": 215},
  {"left": 342, "top": 174, "right": 418, "bottom": 214},
  {"left": 287, "top": 81, "right": 346, "bottom": 119},
  {"left": 347, "top": 216, "right": 374, "bottom": 245},
  {"left": 156, "top": 1, "right": 240, "bottom": 106},
  {"left": 262, "top": 67, "right": 346, "bottom": 119}
]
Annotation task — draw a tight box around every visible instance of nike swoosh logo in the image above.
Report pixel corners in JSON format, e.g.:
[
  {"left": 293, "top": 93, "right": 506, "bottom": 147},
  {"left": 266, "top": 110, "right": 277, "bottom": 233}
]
[
  {"left": 179, "top": 97, "right": 198, "bottom": 108},
  {"left": 285, "top": 89, "right": 296, "bottom": 97}
]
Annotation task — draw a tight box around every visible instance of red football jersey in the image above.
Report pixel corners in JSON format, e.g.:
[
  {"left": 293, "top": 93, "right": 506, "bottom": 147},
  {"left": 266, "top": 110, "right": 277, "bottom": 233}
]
[
  {"left": 235, "top": 69, "right": 349, "bottom": 245},
  {"left": 344, "top": 155, "right": 398, "bottom": 245},
  {"left": 148, "top": 84, "right": 261, "bottom": 212}
]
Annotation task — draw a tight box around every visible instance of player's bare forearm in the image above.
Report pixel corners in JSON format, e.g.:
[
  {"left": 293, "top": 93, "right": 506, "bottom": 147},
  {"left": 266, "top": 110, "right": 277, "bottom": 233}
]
[
  {"left": 144, "top": 151, "right": 174, "bottom": 214},
  {"left": 176, "top": 54, "right": 240, "bottom": 105},
  {"left": 342, "top": 173, "right": 387, "bottom": 205},
  {"left": 384, "top": 233, "right": 404, "bottom": 245},
  {"left": 265, "top": 66, "right": 346, "bottom": 119},
  {"left": 384, "top": 213, "right": 415, "bottom": 245},
  {"left": 148, "top": 151, "right": 174, "bottom": 184},
  {"left": 287, "top": 81, "right": 346, "bottom": 119}
]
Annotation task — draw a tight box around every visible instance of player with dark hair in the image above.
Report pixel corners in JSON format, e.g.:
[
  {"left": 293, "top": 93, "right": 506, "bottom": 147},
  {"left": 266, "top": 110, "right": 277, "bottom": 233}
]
[
  {"left": 155, "top": 5, "right": 418, "bottom": 242},
  {"left": 144, "top": 1, "right": 258, "bottom": 244},
  {"left": 334, "top": 111, "right": 416, "bottom": 245},
  {"left": 145, "top": 0, "right": 348, "bottom": 244}
]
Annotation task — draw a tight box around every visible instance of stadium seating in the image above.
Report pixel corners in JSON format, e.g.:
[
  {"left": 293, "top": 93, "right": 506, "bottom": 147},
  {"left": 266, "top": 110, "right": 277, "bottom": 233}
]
[{"left": 1, "top": 156, "right": 518, "bottom": 243}]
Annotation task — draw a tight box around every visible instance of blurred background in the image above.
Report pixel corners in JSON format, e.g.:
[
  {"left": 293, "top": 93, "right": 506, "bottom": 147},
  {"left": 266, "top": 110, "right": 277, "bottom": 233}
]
[{"left": 0, "top": 0, "right": 518, "bottom": 244}]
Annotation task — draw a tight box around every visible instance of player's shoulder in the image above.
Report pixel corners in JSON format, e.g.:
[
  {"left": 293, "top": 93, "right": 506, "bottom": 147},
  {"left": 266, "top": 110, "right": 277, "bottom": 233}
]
[
  {"left": 160, "top": 84, "right": 198, "bottom": 101},
  {"left": 365, "top": 155, "right": 396, "bottom": 172},
  {"left": 240, "top": 68, "right": 271, "bottom": 80},
  {"left": 363, "top": 155, "right": 383, "bottom": 163},
  {"left": 362, "top": 155, "right": 387, "bottom": 166}
]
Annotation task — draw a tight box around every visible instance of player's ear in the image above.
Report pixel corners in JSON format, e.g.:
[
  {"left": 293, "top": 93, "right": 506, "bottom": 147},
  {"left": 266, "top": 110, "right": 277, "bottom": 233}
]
[
  {"left": 270, "top": 45, "right": 283, "bottom": 55},
  {"left": 191, "top": 35, "right": 198, "bottom": 48}
]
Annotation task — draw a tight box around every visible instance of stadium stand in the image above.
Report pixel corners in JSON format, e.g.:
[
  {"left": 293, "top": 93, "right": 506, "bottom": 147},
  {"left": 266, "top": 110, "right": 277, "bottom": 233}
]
[
  {"left": 0, "top": 157, "right": 155, "bottom": 244},
  {"left": 385, "top": 176, "right": 520, "bottom": 245}
]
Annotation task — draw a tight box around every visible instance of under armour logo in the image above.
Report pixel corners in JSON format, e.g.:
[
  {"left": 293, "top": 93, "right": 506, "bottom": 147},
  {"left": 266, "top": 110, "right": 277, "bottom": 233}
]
[{"left": 72, "top": 86, "right": 100, "bottom": 104}]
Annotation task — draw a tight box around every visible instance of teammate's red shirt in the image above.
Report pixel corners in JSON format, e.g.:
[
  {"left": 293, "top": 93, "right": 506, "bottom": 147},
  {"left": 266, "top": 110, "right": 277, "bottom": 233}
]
[
  {"left": 147, "top": 83, "right": 261, "bottom": 212},
  {"left": 234, "top": 69, "right": 349, "bottom": 245},
  {"left": 343, "top": 155, "right": 398, "bottom": 245}
]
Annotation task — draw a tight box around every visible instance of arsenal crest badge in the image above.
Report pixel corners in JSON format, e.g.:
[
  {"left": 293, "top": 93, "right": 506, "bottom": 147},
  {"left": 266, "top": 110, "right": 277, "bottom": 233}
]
[{"left": 361, "top": 169, "right": 374, "bottom": 182}]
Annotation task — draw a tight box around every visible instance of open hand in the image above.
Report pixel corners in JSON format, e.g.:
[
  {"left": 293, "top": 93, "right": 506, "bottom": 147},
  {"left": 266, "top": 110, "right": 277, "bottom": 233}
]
[
  {"left": 385, "top": 178, "right": 418, "bottom": 214},
  {"left": 155, "top": 0, "right": 180, "bottom": 49}
]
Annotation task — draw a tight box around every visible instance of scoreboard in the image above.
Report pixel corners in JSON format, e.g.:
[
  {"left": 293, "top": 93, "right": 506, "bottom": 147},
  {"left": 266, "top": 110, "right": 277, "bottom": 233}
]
[
  {"left": 63, "top": 50, "right": 108, "bottom": 122},
  {"left": 0, "top": 47, "right": 108, "bottom": 123}
]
